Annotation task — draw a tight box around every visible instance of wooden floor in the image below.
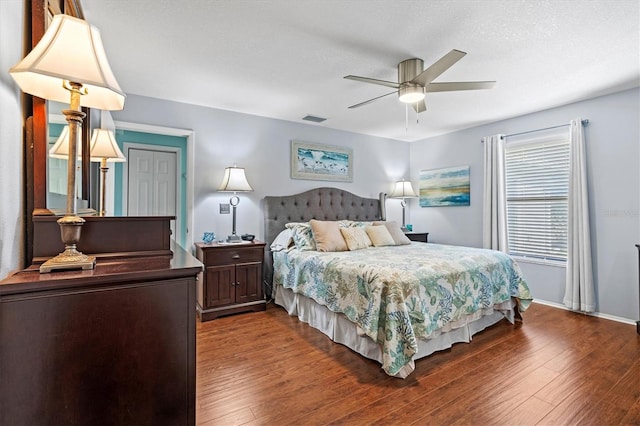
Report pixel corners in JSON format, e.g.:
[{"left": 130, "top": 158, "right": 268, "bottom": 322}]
[{"left": 196, "top": 302, "right": 640, "bottom": 425}]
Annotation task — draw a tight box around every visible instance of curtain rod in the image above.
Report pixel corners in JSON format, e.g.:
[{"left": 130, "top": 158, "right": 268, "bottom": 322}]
[{"left": 480, "top": 119, "right": 589, "bottom": 142}]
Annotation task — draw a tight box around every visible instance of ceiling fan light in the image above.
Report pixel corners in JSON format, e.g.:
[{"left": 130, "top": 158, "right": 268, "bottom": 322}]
[{"left": 398, "top": 85, "right": 425, "bottom": 104}]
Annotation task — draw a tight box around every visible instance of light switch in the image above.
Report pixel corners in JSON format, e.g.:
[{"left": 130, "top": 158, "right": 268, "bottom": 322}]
[{"left": 220, "top": 203, "right": 230, "bottom": 214}]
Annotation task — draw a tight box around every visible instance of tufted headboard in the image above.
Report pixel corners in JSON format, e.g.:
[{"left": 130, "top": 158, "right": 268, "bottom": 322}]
[{"left": 262, "top": 187, "right": 386, "bottom": 294}]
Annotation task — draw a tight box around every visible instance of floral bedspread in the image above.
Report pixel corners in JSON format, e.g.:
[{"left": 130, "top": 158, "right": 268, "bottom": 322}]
[{"left": 273, "top": 243, "right": 532, "bottom": 376}]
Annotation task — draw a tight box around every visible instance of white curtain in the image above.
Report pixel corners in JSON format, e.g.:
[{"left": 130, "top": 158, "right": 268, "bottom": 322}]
[
  {"left": 482, "top": 134, "right": 508, "bottom": 252},
  {"left": 563, "top": 118, "right": 595, "bottom": 312}
]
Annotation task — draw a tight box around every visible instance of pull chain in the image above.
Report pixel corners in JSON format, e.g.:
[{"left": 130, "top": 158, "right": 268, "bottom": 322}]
[{"left": 405, "top": 104, "right": 409, "bottom": 131}]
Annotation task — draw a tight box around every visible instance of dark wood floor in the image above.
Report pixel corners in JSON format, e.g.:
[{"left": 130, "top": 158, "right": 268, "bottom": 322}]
[{"left": 196, "top": 302, "right": 640, "bottom": 425}]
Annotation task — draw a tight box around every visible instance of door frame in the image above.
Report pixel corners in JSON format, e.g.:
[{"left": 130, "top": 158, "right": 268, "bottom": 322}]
[
  {"left": 123, "top": 143, "right": 182, "bottom": 243},
  {"left": 115, "top": 121, "right": 195, "bottom": 250}
]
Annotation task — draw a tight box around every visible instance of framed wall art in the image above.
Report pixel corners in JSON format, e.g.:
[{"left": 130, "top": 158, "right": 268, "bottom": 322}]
[
  {"left": 290, "top": 140, "right": 353, "bottom": 182},
  {"left": 419, "top": 165, "right": 470, "bottom": 207}
]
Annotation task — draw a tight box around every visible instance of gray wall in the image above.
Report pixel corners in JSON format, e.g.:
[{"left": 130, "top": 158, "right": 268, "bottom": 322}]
[
  {"left": 110, "top": 94, "right": 410, "bottom": 245},
  {"left": 0, "top": 0, "right": 25, "bottom": 279},
  {"left": 409, "top": 88, "right": 640, "bottom": 321}
]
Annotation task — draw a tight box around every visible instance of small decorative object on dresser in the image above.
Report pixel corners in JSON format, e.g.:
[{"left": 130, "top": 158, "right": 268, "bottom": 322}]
[
  {"left": 195, "top": 240, "right": 266, "bottom": 321},
  {"left": 405, "top": 232, "right": 429, "bottom": 243},
  {"left": 202, "top": 232, "right": 215, "bottom": 244}
]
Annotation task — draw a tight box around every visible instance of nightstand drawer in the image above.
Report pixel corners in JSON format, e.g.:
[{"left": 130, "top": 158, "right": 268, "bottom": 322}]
[
  {"left": 406, "top": 232, "right": 429, "bottom": 243},
  {"left": 203, "top": 245, "right": 263, "bottom": 266}
]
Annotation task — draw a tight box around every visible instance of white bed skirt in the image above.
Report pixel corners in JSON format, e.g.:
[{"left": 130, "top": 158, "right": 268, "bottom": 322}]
[{"left": 274, "top": 285, "right": 516, "bottom": 378}]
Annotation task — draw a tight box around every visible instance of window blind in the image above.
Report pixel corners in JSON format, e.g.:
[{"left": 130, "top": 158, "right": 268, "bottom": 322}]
[{"left": 505, "top": 138, "right": 570, "bottom": 262}]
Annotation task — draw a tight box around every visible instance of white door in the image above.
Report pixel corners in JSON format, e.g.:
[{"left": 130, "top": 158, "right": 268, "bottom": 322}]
[{"left": 127, "top": 148, "right": 177, "bottom": 236}]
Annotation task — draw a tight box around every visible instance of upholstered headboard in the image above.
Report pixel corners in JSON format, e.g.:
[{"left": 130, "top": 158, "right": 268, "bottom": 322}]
[{"left": 262, "top": 187, "right": 386, "bottom": 294}]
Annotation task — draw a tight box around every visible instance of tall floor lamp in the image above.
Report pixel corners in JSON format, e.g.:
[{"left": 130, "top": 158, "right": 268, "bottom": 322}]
[
  {"left": 217, "top": 165, "right": 253, "bottom": 243},
  {"left": 389, "top": 179, "right": 418, "bottom": 232},
  {"left": 89, "top": 129, "right": 126, "bottom": 216},
  {"left": 10, "top": 14, "right": 125, "bottom": 272}
]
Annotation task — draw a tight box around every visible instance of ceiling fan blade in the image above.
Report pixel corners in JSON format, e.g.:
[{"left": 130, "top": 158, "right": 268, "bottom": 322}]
[
  {"left": 411, "top": 100, "right": 427, "bottom": 113},
  {"left": 426, "top": 81, "right": 496, "bottom": 92},
  {"left": 348, "top": 90, "right": 398, "bottom": 109},
  {"left": 344, "top": 75, "right": 400, "bottom": 89},
  {"left": 410, "top": 49, "right": 467, "bottom": 86}
]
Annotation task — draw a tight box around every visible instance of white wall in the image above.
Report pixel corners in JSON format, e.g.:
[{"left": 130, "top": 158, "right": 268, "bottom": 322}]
[
  {"left": 0, "top": 0, "right": 25, "bottom": 279},
  {"left": 409, "top": 88, "right": 640, "bottom": 321},
  {"left": 110, "top": 94, "right": 410, "bottom": 246}
]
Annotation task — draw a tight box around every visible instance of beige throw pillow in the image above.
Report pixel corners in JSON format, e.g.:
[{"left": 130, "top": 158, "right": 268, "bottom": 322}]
[
  {"left": 365, "top": 225, "right": 395, "bottom": 247},
  {"left": 373, "top": 220, "right": 412, "bottom": 245},
  {"left": 340, "top": 227, "right": 372, "bottom": 251},
  {"left": 309, "top": 219, "right": 348, "bottom": 252}
]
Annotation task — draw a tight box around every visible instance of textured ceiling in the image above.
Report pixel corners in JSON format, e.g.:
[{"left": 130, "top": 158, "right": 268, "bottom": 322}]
[{"left": 82, "top": 0, "right": 639, "bottom": 142}]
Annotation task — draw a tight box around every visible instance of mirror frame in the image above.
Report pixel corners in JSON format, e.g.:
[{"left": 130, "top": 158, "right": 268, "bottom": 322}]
[{"left": 26, "top": 0, "right": 92, "bottom": 263}]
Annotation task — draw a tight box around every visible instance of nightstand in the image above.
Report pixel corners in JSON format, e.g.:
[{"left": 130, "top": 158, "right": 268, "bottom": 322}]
[
  {"left": 195, "top": 241, "right": 266, "bottom": 321},
  {"left": 405, "top": 232, "right": 429, "bottom": 243}
]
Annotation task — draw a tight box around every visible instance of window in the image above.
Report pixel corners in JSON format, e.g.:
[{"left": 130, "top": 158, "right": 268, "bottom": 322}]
[{"left": 505, "top": 133, "right": 570, "bottom": 263}]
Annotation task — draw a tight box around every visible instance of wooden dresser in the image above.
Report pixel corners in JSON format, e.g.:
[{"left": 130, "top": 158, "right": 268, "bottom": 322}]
[
  {"left": 0, "top": 217, "right": 202, "bottom": 425},
  {"left": 195, "top": 241, "right": 266, "bottom": 321}
]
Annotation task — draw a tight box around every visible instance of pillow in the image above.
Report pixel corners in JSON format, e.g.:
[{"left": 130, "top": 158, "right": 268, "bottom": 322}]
[
  {"left": 309, "top": 219, "right": 348, "bottom": 252},
  {"left": 365, "top": 225, "right": 395, "bottom": 247},
  {"left": 348, "top": 221, "right": 374, "bottom": 228},
  {"left": 270, "top": 228, "right": 294, "bottom": 252},
  {"left": 373, "top": 221, "right": 411, "bottom": 245},
  {"left": 285, "top": 222, "right": 316, "bottom": 251},
  {"left": 340, "top": 227, "right": 372, "bottom": 251}
]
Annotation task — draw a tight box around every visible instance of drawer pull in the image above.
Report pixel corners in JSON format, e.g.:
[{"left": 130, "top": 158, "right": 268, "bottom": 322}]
[{"left": 232, "top": 254, "right": 240, "bottom": 259}]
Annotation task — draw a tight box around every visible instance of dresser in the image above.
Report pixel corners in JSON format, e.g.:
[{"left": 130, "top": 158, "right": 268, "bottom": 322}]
[
  {"left": 0, "top": 216, "right": 202, "bottom": 426},
  {"left": 195, "top": 241, "right": 266, "bottom": 321}
]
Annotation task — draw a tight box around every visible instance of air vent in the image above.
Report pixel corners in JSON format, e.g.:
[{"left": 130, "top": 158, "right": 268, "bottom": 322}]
[{"left": 302, "top": 115, "right": 327, "bottom": 123}]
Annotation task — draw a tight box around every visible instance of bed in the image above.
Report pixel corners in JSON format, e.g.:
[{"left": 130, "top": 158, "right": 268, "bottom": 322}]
[{"left": 263, "top": 187, "right": 532, "bottom": 378}]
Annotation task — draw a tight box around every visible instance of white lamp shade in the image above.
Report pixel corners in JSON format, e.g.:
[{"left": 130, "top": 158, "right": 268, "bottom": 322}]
[
  {"left": 217, "top": 166, "right": 253, "bottom": 192},
  {"left": 389, "top": 180, "right": 418, "bottom": 198},
  {"left": 49, "top": 126, "right": 82, "bottom": 159},
  {"left": 89, "top": 129, "right": 126, "bottom": 162},
  {"left": 9, "top": 14, "right": 125, "bottom": 110}
]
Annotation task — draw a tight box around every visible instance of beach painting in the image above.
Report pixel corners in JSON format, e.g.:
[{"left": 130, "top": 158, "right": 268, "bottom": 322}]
[
  {"left": 419, "top": 165, "right": 470, "bottom": 207},
  {"left": 291, "top": 140, "right": 353, "bottom": 182}
]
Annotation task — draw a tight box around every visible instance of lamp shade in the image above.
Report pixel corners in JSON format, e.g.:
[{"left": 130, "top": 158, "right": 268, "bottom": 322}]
[
  {"left": 389, "top": 180, "right": 418, "bottom": 198},
  {"left": 89, "top": 129, "right": 126, "bottom": 162},
  {"left": 9, "top": 14, "right": 125, "bottom": 110},
  {"left": 217, "top": 166, "right": 253, "bottom": 192},
  {"left": 49, "top": 126, "right": 82, "bottom": 159}
]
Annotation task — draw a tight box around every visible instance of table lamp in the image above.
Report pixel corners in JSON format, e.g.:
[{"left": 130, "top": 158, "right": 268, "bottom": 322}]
[
  {"left": 89, "top": 129, "right": 126, "bottom": 216},
  {"left": 10, "top": 14, "right": 125, "bottom": 272},
  {"left": 389, "top": 179, "right": 418, "bottom": 232},
  {"left": 217, "top": 165, "right": 253, "bottom": 243}
]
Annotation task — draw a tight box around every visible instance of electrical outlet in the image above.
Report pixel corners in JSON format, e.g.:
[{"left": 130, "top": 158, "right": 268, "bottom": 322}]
[{"left": 219, "top": 203, "right": 230, "bottom": 214}]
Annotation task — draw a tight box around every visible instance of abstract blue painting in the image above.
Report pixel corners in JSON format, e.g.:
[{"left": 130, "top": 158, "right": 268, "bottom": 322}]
[{"left": 419, "top": 165, "right": 470, "bottom": 207}]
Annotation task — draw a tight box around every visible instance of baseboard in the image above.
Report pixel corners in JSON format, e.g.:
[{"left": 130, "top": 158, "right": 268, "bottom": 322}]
[{"left": 532, "top": 299, "right": 637, "bottom": 326}]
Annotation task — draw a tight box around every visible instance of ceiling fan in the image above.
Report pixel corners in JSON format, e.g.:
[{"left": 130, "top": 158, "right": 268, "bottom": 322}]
[{"left": 344, "top": 49, "right": 495, "bottom": 113}]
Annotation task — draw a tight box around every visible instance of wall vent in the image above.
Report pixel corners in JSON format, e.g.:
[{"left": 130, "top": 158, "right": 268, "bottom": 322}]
[{"left": 302, "top": 115, "right": 327, "bottom": 123}]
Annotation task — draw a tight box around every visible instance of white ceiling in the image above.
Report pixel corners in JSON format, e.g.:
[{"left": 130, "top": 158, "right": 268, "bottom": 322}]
[{"left": 82, "top": 0, "right": 639, "bottom": 142}]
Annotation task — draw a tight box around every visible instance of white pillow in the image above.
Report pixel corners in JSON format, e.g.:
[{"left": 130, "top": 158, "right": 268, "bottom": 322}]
[
  {"left": 365, "top": 225, "right": 395, "bottom": 247},
  {"left": 270, "top": 228, "right": 294, "bottom": 252}
]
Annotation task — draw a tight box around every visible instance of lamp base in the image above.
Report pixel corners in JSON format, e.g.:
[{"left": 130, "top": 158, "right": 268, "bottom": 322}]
[
  {"left": 40, "top": 215, "right": 96, "bottom": 273},
  {"left": 226, "top": 234, "right": 242, "bottom": 243},
  {"left": 40, "top": 248, "right": 96, "bottom": 273}
]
